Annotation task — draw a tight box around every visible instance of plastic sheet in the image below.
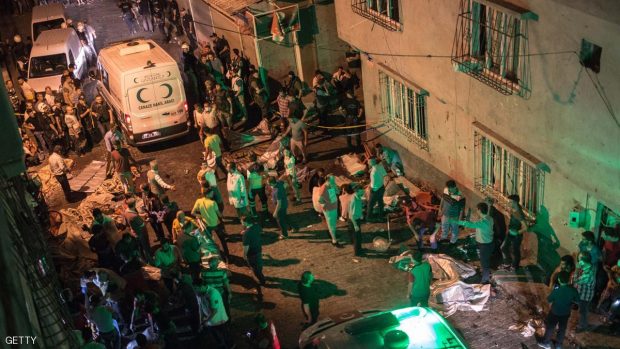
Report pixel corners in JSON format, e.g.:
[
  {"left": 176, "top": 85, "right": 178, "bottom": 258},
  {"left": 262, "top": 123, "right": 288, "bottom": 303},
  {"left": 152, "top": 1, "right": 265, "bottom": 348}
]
[
  {"left": 339, "top": 153, "right": 366, "bottom": 177},
  {"left": 389, "top": 252, "right": 490, "bottom": 316}
]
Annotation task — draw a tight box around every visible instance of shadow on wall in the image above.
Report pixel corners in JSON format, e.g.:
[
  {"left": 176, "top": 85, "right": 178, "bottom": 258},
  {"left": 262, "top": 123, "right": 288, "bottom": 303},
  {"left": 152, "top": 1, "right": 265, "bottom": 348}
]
[{"left": 531, "top": 205, "right": 561, "bottom": 276}]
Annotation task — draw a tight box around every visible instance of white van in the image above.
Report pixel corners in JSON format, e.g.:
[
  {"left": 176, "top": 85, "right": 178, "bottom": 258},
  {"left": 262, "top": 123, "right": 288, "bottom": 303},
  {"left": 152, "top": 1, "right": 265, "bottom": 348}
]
[
  {"left": 27, "top": 28, "right": 88, "bottom": 93},
  {"left": 31, "top": 3, "right": 66, "bottom": 40},
  {"left": 97, "top": 39, "right": 189, "bottom": 145}
]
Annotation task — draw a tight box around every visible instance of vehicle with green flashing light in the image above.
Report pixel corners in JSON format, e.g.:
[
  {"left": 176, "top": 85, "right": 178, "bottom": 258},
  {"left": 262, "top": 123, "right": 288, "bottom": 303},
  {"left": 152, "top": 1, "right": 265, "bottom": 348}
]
[
  {"left": 97, "top": 39, "right": 189, "bottom": 146},
  {"left": 299, "top": 306, "right": 469, "bottom": 349}
]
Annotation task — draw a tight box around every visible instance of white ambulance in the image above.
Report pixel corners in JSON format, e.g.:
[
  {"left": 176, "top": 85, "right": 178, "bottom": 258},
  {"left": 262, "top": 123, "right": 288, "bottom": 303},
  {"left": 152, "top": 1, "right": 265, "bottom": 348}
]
[
  {"left": 97, "top": 39, "right": 189, "bottom": 146},
  {"left": 27, "top": 28, "right": 88, "bottom": 93},
  {"left": 31, "top": 3, "right": 66, "bottom": 40}
]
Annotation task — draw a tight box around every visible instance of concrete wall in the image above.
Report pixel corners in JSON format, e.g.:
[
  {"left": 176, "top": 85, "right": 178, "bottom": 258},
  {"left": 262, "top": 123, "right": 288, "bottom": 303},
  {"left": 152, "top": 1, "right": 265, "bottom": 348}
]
[
  {"left": 314, "top": 1, "right": 349, "bottom": 73},
  {"left": 337, "top": 0, "right": 620, "bottom": 260}
]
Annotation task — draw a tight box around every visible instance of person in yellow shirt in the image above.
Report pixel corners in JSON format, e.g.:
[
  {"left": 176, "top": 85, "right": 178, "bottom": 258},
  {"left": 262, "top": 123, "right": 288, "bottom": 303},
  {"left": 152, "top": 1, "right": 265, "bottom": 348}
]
[
  {"left": 192, "top": 184, "right": 230, "bottom": 262},
  {"left": 171, "top": 211, "right": 198, "bottom": 244},
  {"left": 203, "top": 127, "right": 227, "bottom": 179}
]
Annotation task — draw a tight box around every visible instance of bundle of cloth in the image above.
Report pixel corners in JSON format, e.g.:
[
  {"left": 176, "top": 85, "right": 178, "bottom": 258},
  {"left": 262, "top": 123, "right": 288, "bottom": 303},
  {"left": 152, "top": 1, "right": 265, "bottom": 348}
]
[{"left": 390, "top": 252, "right": 491, "bottom": 316}]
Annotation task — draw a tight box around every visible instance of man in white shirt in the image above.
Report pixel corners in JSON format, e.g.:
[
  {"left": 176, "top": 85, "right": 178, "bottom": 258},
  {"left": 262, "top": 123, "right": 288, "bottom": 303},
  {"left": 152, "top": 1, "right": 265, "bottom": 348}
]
[
  {"left": 48, "top": 145, "right": 73, "bottom": 201},
  {"left": 147, "top": 160, "right": 176, "bottom": 197},
  {"left": 226, "top": 161, "right": 248, "bottom": 221},
  {"left": 453, "top": 202, "right": 494, "bottom": 284},
  {"left": 367, "top": 157, "right": 387, "bottom": 222},
  {"left": 64, "top": 105, "right": 83, "bottom": 155}
]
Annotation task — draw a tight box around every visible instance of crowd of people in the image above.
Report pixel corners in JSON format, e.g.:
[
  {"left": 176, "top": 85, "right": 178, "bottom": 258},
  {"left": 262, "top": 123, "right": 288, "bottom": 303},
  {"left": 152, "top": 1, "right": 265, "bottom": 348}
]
[{"left": 3, "top": 2, "right": 618, "bottom": 349}]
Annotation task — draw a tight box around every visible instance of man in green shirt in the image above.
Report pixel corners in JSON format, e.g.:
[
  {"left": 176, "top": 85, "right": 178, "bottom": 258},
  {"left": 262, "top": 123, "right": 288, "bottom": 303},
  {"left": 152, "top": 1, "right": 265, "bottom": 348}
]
[
  {"left": 453, "top": 202, "right": 494, "bottom": 284},
  {"left": 407, "top": 251, "right": 433, "bottom": 307},
  {"left": 153, "top": 239, "right": 181, "bottom": 293},
  {"left": 538, "top": 271, "right": 579, "bottom": 349}
]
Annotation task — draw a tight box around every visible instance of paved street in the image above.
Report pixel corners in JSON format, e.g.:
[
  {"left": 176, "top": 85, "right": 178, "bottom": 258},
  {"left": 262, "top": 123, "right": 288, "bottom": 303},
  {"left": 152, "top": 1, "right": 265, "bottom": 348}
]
[{"left": 11, "top": 1, "right": 619, "bottom": 349}]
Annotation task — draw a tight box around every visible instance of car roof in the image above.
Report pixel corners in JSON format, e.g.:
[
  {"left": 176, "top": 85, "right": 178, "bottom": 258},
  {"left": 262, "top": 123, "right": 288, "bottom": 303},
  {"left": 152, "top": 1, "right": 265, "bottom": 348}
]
[
  {"left": 30, "top": 28, "right": 74, "bottom": 56},
  {"left": 98, "top": 39, "right": 176, "bottom": 74},
  {"left": 32, "top": 3, "right": 64, "bottom": 21},
  {"left": 301, "top": 307, "right": 468, "bottom": 349}
]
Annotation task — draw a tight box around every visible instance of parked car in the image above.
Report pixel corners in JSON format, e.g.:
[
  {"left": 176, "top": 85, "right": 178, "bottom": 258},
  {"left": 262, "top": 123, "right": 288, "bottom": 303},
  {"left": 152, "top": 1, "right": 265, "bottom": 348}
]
[{"left": 299, "top": 306, "right": 469, "bottom": 349}]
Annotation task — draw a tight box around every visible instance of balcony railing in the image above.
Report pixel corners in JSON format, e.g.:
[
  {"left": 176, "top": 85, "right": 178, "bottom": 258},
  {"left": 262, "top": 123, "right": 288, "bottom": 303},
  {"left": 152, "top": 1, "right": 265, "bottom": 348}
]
[{"left": 351, "top": 0, "right": 401, "bottom": 31}]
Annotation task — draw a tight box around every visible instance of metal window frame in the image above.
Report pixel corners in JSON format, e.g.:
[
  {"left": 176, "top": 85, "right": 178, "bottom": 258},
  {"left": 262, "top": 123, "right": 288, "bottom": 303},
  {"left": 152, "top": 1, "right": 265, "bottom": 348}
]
[
  {"left": 379, "top": 70, "right": 429, "bottom": 151},
  {"left": 473, "top": 122, "right": 546, "bottom": 217},
  {"left": 452, "top": 0, "right": 533, "bottom": 98},
  {"left": 351, "top": 0, "right": 402, "bottom": 32}
]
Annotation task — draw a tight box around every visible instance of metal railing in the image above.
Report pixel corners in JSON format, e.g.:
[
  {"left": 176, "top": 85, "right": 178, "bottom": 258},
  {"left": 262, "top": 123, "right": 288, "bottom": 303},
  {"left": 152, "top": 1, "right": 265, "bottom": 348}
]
[
  {"left": 351, "top": 0, "right": 401, "bottom": 31},
  {"left": 451, "top": 0, "right": 531, "bottom": 98}
]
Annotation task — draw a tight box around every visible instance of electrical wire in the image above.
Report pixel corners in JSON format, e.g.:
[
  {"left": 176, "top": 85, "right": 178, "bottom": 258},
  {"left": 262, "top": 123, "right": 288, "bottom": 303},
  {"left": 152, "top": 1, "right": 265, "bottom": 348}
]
[
  {"left": 574, "top": 52, "right": 620, "bottom": 128},
  {"left": 191, "top": 18, "right": 580, "bottom": 61}
]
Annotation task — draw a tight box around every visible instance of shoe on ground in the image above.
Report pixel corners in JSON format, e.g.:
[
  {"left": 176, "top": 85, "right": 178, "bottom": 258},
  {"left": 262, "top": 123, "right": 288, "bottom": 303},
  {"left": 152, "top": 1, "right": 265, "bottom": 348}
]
[
  {"left": 536, "top": 342, "right": 551, "bottom": 349},
  {"left": 278, "top": 235, "right": 287, "bottom": 240},
  {"left": 339, "top": 217, "right": 346, "bottom": 222},
  {"left": 332, "top": 241, "right": 344, "bottom": 248}
]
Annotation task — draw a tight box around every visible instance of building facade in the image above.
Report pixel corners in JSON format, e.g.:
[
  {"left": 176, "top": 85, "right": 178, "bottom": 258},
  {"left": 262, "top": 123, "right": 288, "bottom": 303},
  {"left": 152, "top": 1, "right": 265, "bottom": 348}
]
[
  {"left": 188, "top": 0, "right": 348, "bottom": 83},
  {"left": 336, "top": 0, "right": 620, "bottom": 268}
]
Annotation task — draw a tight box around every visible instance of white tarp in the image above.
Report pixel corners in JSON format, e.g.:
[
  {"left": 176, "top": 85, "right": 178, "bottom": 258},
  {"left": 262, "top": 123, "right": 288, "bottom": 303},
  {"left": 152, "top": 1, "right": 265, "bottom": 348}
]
[
  {"left": 339, "top": 153, "right": 366, "bottom": 177},
  {"left": 390, "top": 252, "right": 491, "bottom": 316}
]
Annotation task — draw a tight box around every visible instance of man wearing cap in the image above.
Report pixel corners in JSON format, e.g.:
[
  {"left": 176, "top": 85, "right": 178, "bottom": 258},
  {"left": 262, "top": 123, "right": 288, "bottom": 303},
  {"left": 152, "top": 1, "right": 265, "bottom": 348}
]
[{"left": 147, "top": 160, "right": 176, "bottom": 197}]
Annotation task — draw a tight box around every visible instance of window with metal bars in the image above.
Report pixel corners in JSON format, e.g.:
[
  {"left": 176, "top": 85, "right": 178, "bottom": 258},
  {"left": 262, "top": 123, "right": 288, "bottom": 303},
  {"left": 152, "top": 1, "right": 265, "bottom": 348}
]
[
  {"left": 474, "top": 131, "right": 545, "bottom": 217},
  {"left": 351, "top": 0, "right": 401, "bottom": 31},
  {"left": 452, "top": 0, "right": 536, "bottom": 97},
  {"left": 379, "top": 71, "right": 429, "bottom": 150}
]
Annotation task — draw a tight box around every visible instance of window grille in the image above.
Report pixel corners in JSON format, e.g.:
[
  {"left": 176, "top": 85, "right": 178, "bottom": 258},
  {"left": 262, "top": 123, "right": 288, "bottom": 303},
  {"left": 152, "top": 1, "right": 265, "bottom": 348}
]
[
  {"left": 474, "top": 127, "right": 545, "bottom": 217},
  {"left": 452, "top": 0, "right": 536, "bottom": 98},
  {"left": 379, "top": 71, "right": 429, "bottom": 150},
  {"left": 351, "top": 0, "right": 401, "bottom": 31}
]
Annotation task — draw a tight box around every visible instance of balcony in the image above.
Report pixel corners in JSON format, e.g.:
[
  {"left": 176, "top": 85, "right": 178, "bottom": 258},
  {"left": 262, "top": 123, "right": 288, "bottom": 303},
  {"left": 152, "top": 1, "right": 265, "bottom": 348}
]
[{"left": 351, "top": 0, "right": 401, "bottom": 32}]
